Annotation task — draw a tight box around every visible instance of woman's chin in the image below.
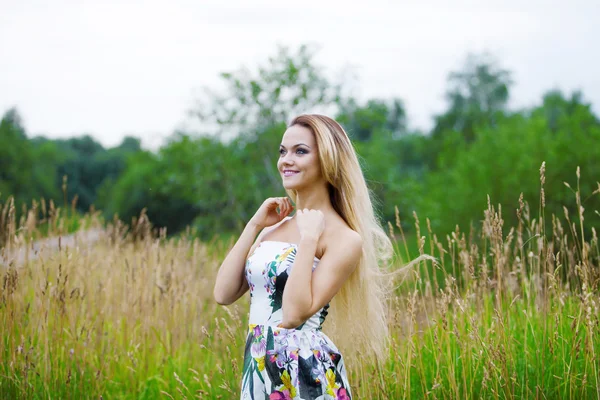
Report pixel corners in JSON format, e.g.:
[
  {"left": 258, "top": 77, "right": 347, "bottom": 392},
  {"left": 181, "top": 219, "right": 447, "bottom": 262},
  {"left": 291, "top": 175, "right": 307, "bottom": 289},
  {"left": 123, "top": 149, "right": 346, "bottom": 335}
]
[{"left": 282, "top": 180, "right": 301, "bottom": 191}]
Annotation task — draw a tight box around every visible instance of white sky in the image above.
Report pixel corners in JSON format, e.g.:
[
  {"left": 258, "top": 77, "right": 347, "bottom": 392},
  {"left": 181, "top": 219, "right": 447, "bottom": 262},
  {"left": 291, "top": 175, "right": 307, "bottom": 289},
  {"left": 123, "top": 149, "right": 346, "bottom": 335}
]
[{"left": 1, "top": 0, "right": 599, "bottom": 149}]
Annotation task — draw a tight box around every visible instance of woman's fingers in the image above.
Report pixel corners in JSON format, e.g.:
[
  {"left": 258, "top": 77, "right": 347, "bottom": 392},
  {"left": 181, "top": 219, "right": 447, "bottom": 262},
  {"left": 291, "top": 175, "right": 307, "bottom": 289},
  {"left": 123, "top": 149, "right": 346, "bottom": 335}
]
[
  {"left": 280, "top": 199, "right": 287, "bottom": 217},
  {"left": 280, "top": 197, "right": 290, "bottom": 217},
  {"left": 269, "top": 197, "right": 279, "bottom": 209},
  {"left": 285, "top": 198, "right": 292, "bottom": 216},
  {"left": 268, "top": 197, "right": 293, "bottom": 219}
]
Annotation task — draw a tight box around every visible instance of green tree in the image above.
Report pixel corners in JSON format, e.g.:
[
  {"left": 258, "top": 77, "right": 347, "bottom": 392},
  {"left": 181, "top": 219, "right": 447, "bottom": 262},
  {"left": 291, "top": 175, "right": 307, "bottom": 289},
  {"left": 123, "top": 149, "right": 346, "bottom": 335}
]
[
  {"left": 0, "top": 108, "right": 33, "bottom": 203},
  {"left": 432, "top": 53, "right": 513, "bottom": 143},
  {"left": 0, "top": 108, "right": 61, "bottom": 206},
  {"left": 337, "top": 98, "right": 407, "bottom": 141},
  {"left": 47, "top": 135, "right": 142, "bottom": 212},
  {"left": 419, "top": 90, "right": 600, "bottom": 235},
  {"left": 190, "top": 44, "right": 344, "bottom": 138}
]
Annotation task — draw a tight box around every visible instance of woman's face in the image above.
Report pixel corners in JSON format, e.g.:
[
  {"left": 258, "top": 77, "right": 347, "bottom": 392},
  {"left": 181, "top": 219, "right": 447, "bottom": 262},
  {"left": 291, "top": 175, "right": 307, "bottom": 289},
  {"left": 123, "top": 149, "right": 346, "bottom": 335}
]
[{"left": 277, "top": 124, "right": 324, "bottom": 191}]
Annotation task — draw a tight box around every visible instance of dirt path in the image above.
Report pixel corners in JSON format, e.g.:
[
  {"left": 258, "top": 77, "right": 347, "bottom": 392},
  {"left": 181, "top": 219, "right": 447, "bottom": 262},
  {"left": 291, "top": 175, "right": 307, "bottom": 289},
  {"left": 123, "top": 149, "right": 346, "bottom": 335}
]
[{"left": 1, "top": 228, "right": 105, "bottom": 267}]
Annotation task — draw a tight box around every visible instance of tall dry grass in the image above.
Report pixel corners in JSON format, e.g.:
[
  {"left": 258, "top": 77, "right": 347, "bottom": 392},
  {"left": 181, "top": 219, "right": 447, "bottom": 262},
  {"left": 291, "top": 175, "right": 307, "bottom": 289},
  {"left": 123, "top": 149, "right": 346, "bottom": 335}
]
[{"left": 0, "top": 165, "right": 599, "bottom": 399}]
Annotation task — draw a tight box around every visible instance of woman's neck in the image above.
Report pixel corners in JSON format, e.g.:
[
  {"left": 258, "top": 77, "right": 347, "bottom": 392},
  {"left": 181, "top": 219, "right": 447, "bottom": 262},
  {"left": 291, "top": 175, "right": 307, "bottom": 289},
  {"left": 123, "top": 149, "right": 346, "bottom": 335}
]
[{"left": 293, "top": 184, "right": 334, "bottom": 212}]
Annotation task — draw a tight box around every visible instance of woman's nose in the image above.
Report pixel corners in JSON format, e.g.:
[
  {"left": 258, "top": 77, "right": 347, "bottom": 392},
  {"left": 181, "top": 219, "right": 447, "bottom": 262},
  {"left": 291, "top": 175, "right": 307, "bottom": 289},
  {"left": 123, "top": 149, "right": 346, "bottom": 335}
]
[{"left": 280, "top": 153, "right": 294, "bottom": 165}]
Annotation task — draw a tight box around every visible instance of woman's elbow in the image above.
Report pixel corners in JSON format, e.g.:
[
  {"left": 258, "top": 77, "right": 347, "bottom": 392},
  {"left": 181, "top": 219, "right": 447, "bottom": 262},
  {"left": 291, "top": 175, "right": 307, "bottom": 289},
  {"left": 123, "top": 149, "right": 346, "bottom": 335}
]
[
  {"left": 215, "top": 298, "right": 232, "bottom": 306},
  {"left": 278, "top": 320, "right": 301, "bottom": 329},
  {"left": 213, "top": 289, "right": 233, "bottom": 306},
  {"left": 280, "top": 313, "right": 307, "bottom": 329}
]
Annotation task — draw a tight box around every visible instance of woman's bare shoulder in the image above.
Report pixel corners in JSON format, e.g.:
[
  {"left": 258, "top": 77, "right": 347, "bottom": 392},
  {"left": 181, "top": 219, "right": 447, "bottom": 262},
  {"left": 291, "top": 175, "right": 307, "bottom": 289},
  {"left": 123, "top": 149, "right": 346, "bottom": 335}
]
[{"left": 323, "top": 214, "right": 362, "bottom": 250}]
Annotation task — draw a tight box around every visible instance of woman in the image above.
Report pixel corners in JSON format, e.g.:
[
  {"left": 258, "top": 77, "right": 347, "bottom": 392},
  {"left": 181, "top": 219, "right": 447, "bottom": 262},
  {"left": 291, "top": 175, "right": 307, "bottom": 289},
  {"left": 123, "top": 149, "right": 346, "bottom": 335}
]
[{"left": 213, "top": 114, "right": 393, "bottom": 399}]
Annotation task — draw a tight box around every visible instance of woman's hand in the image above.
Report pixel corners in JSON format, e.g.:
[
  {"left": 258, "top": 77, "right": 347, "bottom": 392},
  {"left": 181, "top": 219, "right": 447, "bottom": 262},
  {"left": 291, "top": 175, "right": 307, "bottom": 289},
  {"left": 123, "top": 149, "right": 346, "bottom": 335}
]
[
  {"left": 249, "top": 197, "right": 294, "bottom": 229},
  {"left": 295, "top": 209, "right": 325, "bottom": 241}
]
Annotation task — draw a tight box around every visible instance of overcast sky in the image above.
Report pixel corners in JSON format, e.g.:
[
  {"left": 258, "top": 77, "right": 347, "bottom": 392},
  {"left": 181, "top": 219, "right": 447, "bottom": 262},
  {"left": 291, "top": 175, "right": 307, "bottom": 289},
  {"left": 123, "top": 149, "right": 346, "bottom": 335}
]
[{"left": 1, "top": 0, "right": 598, "bottom": 149}]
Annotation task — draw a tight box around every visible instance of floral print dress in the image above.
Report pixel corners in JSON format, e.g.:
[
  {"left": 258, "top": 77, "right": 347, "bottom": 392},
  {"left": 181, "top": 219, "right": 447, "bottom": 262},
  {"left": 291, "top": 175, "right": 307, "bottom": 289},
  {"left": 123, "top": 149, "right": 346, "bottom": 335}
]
[{"left": 241, "top": 240, "right": 352, "bottom": 400}]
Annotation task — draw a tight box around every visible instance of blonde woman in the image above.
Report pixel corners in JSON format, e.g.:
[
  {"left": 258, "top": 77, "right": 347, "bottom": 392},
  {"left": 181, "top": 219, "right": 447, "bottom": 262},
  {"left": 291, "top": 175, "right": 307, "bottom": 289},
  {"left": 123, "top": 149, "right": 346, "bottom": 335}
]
[{"left": 214, "top": 114, "right": 393, "bottom": 399}]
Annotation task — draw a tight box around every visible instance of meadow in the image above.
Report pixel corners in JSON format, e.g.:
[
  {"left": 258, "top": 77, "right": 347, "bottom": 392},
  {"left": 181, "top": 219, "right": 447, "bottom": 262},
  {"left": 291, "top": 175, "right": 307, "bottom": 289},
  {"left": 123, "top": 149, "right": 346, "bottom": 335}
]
[{"left": 1, "top": 166, "right": 599, "bottom": 399}]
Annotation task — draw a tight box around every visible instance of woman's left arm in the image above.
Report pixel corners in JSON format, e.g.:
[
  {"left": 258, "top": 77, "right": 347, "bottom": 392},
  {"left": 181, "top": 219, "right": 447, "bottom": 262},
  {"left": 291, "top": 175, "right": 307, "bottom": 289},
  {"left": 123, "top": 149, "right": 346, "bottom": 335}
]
[{"left": 280, "top": 213, "right": 362, "bottom": 328}]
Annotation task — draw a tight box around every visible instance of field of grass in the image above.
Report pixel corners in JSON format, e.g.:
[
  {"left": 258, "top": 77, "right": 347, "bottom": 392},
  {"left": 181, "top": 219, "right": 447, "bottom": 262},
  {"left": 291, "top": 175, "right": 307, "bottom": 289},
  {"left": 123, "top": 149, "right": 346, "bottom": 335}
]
[{"left": 1, "top": 169, "right": 599, "bottom": 399}]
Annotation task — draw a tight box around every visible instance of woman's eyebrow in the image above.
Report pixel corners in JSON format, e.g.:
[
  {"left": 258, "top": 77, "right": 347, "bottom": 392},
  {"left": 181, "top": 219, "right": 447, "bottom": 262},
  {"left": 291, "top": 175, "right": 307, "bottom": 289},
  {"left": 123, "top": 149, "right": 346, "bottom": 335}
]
[{"left": 279, "top": 143, "right": 311, "bottom": 149}]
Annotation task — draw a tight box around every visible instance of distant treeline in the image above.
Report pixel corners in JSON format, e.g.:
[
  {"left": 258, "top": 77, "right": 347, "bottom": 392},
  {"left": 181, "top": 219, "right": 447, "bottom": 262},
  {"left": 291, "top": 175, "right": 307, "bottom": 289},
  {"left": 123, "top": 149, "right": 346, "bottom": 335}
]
[{"left": 1, "top": 45, "right": 599, "bottom": 239}]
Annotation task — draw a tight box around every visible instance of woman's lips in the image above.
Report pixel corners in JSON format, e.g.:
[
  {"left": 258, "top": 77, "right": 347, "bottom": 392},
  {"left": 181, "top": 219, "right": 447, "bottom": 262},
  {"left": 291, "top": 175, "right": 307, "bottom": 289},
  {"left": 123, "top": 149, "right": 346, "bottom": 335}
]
[{"left": 283, "top": 170, "right": 299, "bottom": 177}]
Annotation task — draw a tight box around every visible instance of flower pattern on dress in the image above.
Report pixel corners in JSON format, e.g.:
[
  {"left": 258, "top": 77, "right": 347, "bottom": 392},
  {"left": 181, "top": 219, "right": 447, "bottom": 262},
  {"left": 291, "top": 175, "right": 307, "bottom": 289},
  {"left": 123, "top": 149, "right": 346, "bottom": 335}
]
[
  {"left": 241, "top": 241, "right": 352, "bottom": 399},
  {"left": 245, "top": 262, "right": 255, "bottom": 297}
]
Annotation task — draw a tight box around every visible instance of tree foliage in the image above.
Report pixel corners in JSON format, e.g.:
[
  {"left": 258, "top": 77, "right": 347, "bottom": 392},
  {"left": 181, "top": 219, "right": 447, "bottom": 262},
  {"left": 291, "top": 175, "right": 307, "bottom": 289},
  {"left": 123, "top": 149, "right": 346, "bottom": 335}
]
[
  {"left": 0, "top": 108, "right": 61, "bottom": 206},
  {"left": 433, "top": 53, "right": 513, "bottom": 142},
  {"left": 191, "top": 44, "right": 343, "bottom": 138},
  {"left": 2, "top": 46, "right": 599, "bottom": 241}
]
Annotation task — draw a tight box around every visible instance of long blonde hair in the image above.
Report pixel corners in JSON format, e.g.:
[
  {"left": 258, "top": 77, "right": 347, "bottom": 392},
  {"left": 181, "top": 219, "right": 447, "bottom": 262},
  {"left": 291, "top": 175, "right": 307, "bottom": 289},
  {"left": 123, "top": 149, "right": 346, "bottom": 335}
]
[{"left": 287, "top": 114, "right": 394, "bottom": 362}]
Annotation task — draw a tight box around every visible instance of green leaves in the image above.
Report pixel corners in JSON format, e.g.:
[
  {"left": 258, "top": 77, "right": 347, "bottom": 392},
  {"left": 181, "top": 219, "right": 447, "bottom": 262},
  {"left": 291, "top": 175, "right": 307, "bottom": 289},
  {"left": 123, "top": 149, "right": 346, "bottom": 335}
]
[
  {"left": 190, "top": 44, "right": 343, "bottom": 138},
  {"left": 2, "top": 45, "right": 599, "bottom": 245},
  {"left": 432, "top": 53, "right": 513, "bottom": 143},
  {"left": 419, "top": 92, "right": 600, "bottom": 235},
  {"left": 0, "top": 108, "right": 61, "bottom": 206}
]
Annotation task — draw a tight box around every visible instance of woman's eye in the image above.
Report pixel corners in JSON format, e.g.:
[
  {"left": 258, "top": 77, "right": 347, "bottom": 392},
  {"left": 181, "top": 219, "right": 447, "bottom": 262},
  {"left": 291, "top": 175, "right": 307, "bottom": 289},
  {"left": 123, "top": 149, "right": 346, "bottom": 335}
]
[{"left": 279, "top": 148, "right": 307, "bottom": 156}]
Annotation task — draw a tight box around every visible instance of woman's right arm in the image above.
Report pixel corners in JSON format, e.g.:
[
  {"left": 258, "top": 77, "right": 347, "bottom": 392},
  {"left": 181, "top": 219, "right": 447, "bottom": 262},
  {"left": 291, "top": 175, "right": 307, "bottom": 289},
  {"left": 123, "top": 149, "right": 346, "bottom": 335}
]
[
  {"left": 213, "top": 197, "right": 293, "bottom": 305},
  {"left": 212, "top": 221, "right": 262, "bottom": 305}
]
